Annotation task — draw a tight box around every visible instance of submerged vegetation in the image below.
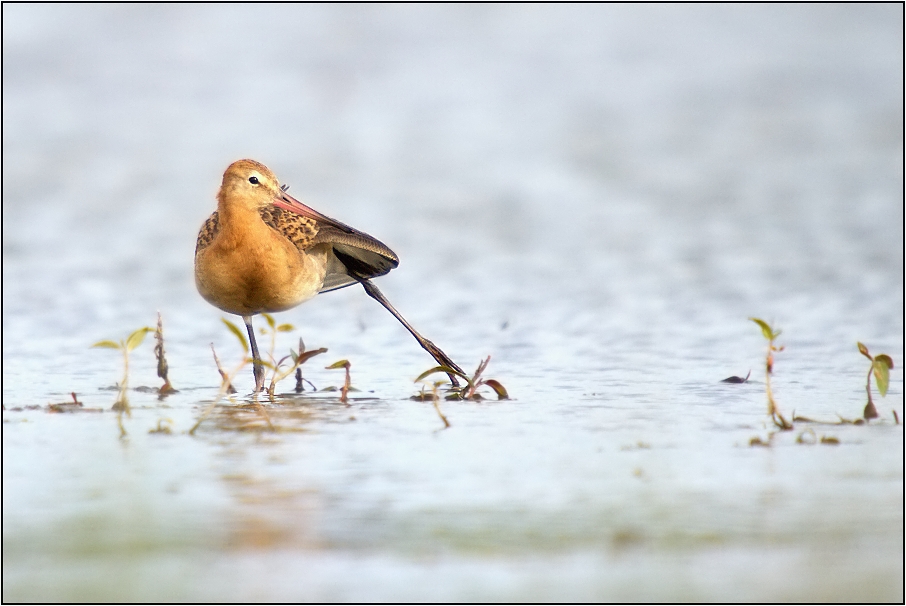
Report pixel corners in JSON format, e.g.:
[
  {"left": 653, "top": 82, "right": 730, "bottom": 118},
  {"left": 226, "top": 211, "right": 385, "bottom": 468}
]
[
  {"left": 192, "top": 317, "right": 340, "bottom": 433},
  {"left": 75, "top": 311, "right": 899, "bottom": 441},
  {"left": 269, "top": 339, "right": 326, "bottom": 398},
  {"left": 409, "top": 356, "right": 510, "bottom": 428},
  {"left": 744, "top": 318, "right": 900, "bottom": 447},
  {"left": 219, "top": 314, "right": 328, "bottom": 402},
  {"left": 414, "top": 356, "right": 509, "bottom": 401}
]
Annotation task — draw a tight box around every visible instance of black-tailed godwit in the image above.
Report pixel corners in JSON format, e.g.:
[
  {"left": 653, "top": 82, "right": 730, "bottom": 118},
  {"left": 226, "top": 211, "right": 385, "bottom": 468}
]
[{"left": 194, "top": 159, "right": 464, "bottom": 392}]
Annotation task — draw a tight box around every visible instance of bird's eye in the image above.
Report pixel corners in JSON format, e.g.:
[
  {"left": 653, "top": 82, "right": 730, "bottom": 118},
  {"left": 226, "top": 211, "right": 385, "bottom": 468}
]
[{"left": 248, "top": 176, "right": 260, "bottom": 185}]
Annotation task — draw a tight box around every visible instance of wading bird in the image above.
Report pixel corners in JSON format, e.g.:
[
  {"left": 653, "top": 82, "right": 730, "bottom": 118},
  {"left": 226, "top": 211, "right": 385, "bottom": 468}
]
[{"left": 194, "top": 159, "right": 464, "bottom": 392}]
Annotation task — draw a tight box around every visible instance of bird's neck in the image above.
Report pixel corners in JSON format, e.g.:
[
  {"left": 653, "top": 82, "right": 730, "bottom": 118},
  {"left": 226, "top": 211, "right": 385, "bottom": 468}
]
[{"left": 217, "top": 196, "right": 269, "bottom": 245}]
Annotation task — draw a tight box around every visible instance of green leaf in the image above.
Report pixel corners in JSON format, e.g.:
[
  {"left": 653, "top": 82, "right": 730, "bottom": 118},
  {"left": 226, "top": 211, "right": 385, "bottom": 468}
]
[
  {"left": 296, "top": 348, "right": 328, "bottom": 365},
  {"left": 749, "top": 317, "right": 774, "bottom": 340},
  {"left": 874, "top": 354, "right": 894, "bottom": 370},
  {"left": 221, "top": 318, "right": 249, "bottom": 353},
  {"left": 125, "top": 327, "right": 152, "bottom": 352},
  {"left": 482, "top": 379, "right": 509, "bottom": 400},
  {"left": 276, "top": 323, "right": 294, "bottom": 332},
  {"left": 857, "top": 341, "right": 872, "bottom": 360},
  {"left": 261, "top": 313, "right": 276, "bottom": 330},
  {"left": 414, "top": 365, "right": 470, "bottom": 383},
  {"left": 92, "top": 340, "right": 122, "bottom": 350},
  {"left": 873, "top": 355, "right": 893, "bottom": 397},
  {"left": 326, "top": 359, "right": 350, "bottom": 370}
]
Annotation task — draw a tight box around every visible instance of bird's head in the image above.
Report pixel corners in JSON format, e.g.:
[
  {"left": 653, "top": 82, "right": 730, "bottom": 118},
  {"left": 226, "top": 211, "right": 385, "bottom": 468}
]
[{"left": 218, "top": 159, "right": 284, "bottom": 211}]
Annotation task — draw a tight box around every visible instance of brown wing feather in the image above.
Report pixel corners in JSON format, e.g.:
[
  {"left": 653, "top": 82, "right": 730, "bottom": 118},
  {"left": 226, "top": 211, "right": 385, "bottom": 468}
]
[
  {"left": 272, "top": 191, "right": 400, "bottom": 291},
  {"left": 312, "top": 225, "right": 399, "bottom": 293},
  {"left": 262, "top": 206, "right": 318, "bottom": 250},
  {"left": 266, "top": 203, "right": 399, "bottom": 292},
  {"left": 195, "top": 212, "right": 220, "bottom": 255}
]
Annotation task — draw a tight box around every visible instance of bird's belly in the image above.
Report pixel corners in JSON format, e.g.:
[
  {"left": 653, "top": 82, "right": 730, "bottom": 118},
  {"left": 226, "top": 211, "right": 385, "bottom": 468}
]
[{"left": 195, "top": 240, "right": 329, "bottom": 316}]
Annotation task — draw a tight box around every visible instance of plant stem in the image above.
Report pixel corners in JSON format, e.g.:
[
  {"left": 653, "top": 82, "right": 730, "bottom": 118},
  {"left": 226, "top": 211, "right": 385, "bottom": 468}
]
[
  {"left": 865, "top": 366, "right": 875, "bottom": 407},
  {"left": 115, "top": 346, "right": 131, "bottom": 415},
  {"left": 211, "top": 344, "right": 237, "bottom": 393},
  {"left": 341, "top": 365, "right": 350, "bottom": 405},
  {"left": 765, "top": 338, "right": 791, "bottom": 430},
  {"left": 765, "top": 342, "right": 775, "bottom": 416},
  {"left": 863, "top": 365, "right": 879, "bottom": 420}
]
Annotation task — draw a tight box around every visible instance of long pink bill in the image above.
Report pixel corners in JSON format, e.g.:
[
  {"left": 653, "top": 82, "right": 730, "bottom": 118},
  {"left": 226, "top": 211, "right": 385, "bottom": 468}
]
[{"left": 273, "top": 191, "right": 357, "bottom": 234}]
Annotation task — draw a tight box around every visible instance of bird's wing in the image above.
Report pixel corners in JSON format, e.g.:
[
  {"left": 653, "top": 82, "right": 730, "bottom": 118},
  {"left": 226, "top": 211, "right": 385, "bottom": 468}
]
[
  {"left": 312, "top": 226, "right": 400, "bottom": 292},
  {"left": 195, "top": 211, "right": 220, "bottom": 255},
  {"left": 266, "top": 197, "right": 400, "bottom": 293}
]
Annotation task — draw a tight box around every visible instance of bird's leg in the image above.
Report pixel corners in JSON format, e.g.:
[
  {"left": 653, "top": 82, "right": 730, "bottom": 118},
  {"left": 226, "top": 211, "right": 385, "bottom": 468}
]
[
  {"left": 358, "top": 278, "right": 465, "bottom": 387},
  {"left": 243, "top": 315, "right": 265, "bottom": 393}
]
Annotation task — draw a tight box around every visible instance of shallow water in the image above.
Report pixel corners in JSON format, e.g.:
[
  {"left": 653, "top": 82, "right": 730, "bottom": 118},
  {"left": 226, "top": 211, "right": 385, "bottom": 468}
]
[{"left": 3, "top": 4, "right": 903, "bottom": 602}]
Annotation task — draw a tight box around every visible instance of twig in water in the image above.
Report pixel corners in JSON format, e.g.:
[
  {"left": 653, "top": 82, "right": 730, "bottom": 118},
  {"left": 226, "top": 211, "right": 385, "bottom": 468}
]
[
  {"left": 211, "top": 344, "right": 237, "bottom": 394},
  {"left": 294, "top": 368, "right": 316, "bottom": 392},
  {"left": 155, "top": 312, "right": 177, "bottom": 396}
]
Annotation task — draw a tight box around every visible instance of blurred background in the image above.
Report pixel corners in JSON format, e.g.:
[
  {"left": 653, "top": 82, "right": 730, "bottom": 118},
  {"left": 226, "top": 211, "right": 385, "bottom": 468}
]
[{"left": 3, "top": 4, "right": 903, "bottom": 602}]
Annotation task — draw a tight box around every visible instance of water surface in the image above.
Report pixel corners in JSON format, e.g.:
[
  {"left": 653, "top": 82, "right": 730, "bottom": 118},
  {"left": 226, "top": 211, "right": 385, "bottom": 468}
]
[{"left": 3, "top": 5, "right": 903, "bottom": 602}]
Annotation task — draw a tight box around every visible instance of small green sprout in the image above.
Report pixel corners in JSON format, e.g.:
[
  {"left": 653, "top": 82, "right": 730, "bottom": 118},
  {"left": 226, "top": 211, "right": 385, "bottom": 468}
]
[
  {"left": 857, "top": 342, "right": 894, "bottom": 421},
  {"left": 268, "top": 338, "right": 327, "bottom": 400},
  {"left": 92, "top": 326, "right": 153, "bottom": 414},
  {"left": 326, "top": 359, "right": 352, "bottom": 404},
  {"left": 749, "top": 318, "right": 792, "bottom": 430},
  {"left": 93, "top": 325, "right": 153, "bottom": 437},
  {"left": 249, "top": 314, "right": 328, "bottom": 401},
  {"left": 259, "top": 313, "right": 294, "bottom": 363},
  {"left": 415, "top": 355, "right": 509, "bottom": 401},
  {"left": 221, "top": 317, "right": 250, "bottom": 354},
  {"left": 211, "top": 343, "right": 237, "bottom": 394}
]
